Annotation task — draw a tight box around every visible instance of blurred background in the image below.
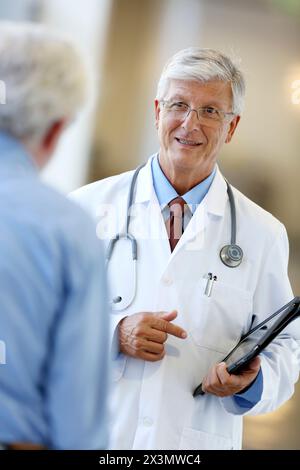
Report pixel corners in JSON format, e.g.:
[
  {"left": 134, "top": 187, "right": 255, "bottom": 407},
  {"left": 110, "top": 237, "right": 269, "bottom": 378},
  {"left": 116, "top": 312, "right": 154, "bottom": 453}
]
[{"left": 0, "top": 0, "right": 299, "bottom": 449}]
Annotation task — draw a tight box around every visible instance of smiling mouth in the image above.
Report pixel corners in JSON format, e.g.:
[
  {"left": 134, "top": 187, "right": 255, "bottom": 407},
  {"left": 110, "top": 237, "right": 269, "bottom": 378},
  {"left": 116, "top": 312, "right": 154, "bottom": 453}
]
[{"left": 175, "top": 137, "right": 202, "bottom": 146}]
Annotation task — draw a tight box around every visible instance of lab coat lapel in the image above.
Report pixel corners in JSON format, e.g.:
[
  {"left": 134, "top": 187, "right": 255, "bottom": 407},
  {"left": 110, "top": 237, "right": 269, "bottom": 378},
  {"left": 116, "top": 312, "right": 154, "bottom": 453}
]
[
  {"left": 134, "top": 157, "right": 154, "bottom": 204},
  {"left": 114, "top": 157, "right": 155, "bottom": 235},
  {"left": 133, "top": 156, "right": 171, "bottom": 269}
]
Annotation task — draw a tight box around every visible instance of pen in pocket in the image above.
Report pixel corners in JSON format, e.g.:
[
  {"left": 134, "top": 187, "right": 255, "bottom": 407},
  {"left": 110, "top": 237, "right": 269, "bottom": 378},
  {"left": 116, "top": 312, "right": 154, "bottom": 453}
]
[{"left": 204, "top": 273, "right": 217, "bottom": 297}]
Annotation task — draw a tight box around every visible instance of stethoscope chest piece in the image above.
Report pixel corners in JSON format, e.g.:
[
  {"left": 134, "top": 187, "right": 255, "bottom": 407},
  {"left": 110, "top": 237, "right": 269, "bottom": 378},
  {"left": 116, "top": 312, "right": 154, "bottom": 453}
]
[
  {"left": 106, "top": 162, "right": 245, "bottom": 309},
  {"left": 220, "top": 244, "right": 243, "bottom": 268}
]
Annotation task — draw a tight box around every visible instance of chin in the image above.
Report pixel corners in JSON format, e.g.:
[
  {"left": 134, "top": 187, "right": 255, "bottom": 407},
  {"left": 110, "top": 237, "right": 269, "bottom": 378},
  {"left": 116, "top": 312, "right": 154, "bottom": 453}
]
[{"left": 173, "top": 151, "right": 204, "bottom": 167}]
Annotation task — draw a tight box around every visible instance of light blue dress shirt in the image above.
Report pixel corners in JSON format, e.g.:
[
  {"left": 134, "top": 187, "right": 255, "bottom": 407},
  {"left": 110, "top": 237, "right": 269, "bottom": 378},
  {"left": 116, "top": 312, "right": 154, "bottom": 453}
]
[
  {"left": 151, "top": 154, "right": 263, "bottom": 409},
  {"left": 0, "top": 132, "right": 109, "bottom": 449},
  {"left": 151, "top": 153, "right": 216, "bottom": 221}
]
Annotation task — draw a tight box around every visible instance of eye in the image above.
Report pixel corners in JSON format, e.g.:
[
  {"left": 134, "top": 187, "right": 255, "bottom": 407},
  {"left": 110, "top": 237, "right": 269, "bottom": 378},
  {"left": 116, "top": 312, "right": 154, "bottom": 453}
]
[
  {"left": 169, "top": 101, "right": 189, "bottom": 111},
  {"left": 203, "top": 107, "right": 219, "bottom": 116}
]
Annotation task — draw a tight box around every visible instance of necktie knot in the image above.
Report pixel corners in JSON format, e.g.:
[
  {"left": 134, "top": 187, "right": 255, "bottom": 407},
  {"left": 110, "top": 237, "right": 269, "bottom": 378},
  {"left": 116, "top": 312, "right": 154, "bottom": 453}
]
[{"left": 168, "top": 196, "right": 186, "bottom": 210}]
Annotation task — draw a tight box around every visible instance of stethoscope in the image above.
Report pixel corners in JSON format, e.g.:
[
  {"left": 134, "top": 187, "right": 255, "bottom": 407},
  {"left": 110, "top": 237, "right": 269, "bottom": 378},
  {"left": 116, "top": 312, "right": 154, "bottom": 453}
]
[{"left": 106, "top": 161, "right": 243, "bottom": 310}]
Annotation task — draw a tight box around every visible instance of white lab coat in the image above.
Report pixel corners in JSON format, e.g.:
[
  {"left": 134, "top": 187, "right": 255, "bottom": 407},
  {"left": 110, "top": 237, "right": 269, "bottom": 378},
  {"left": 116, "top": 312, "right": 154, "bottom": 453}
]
[{"left": 71, "top": 156, "right": 300, "bottom": 450}]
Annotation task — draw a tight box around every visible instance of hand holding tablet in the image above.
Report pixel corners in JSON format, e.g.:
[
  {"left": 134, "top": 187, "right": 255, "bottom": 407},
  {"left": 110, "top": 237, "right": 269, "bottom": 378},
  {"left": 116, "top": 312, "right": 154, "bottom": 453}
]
[{"left": 193, "top": 297, "right": 300, "bottom": 397}]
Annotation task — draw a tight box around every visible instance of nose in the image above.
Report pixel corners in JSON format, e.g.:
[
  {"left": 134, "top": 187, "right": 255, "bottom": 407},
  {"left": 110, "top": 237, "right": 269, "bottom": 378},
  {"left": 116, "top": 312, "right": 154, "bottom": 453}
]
[{"left": 182, "top": 108, "right": 201, "bottom": 131}]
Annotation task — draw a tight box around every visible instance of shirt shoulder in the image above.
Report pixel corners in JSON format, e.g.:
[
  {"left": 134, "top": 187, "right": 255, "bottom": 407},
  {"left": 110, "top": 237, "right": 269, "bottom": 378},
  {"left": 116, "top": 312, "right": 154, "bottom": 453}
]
[{"left": 0, "top": 177, "right": 101, "bottom": 261}]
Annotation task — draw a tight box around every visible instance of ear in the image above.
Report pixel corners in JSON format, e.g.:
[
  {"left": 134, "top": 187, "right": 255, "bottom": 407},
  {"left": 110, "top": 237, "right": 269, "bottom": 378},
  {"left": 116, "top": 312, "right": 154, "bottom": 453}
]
[
  {"left": 154, "top": 99, "right": 161, "bottom": 129},
  {"left": 225, "top": 115, "right": 240, "bottom": 144},
  {"left": 41, "top": 119, "right": 68, "bottom": 155}
]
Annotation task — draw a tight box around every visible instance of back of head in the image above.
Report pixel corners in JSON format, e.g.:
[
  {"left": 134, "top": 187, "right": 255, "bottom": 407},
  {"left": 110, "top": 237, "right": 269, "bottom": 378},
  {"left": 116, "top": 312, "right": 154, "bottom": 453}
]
[
  {"left": 156, "top": 47, "right": 245, "bottom": 115},
  {"left": 0, "top": 21, "right": 87, "bottom": 142}
]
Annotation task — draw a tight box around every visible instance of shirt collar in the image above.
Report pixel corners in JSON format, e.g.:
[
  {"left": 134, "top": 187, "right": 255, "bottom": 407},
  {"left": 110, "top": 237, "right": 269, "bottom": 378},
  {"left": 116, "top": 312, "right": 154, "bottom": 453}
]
[
  {"left": 151, "top": 154, "right": 216, "bottom": 214},
  {"left": 134, "top": 155, "right": 228, "bottom": 218}
]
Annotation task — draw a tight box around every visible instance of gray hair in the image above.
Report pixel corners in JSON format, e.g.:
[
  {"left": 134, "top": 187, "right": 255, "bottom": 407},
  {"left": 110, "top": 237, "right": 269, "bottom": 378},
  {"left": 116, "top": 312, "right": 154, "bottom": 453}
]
[
  {"left": 0, "top": 21, "right": 87, "bottom": 140},
  {"left": 156, "top": 47, "right": 245, "bottom": 115}
]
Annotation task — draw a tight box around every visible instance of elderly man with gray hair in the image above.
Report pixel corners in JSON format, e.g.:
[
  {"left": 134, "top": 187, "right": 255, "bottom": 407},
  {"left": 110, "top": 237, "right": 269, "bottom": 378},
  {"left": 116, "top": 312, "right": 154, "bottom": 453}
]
[
  {"left": 71, "top": 47, "right": 300, "bottom": 450},
  {"left": 0, "top": 22, "right": 108, "bottom": 449}
]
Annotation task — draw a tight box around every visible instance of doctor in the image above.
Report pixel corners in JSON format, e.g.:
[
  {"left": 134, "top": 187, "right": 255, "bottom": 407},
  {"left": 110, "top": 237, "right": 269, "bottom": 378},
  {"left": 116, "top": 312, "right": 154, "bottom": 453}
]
[{"left": 71, "top": 48, "right": 300, "bottom": 450}]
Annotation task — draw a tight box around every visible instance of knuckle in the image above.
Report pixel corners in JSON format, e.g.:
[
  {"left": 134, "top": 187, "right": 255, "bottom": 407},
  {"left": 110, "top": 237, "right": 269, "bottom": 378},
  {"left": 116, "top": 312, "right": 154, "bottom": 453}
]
[
  {"left": 164, "top": 325, "right": 171, "bottom": 335},
  {"left": 134, "top": 325, "right": 144, "bottom": 337},
  {"left": 155, "top": 335, "right": 164, "bottom": 345},
  {"left": 140, "top": 312, "right": 150, "bottom": 322},
  {"left": 132, "top": 338, "right": 143, "bottom": 350},
  {"left": 159, "top": 322, "right": 167, "bottom": 333}
]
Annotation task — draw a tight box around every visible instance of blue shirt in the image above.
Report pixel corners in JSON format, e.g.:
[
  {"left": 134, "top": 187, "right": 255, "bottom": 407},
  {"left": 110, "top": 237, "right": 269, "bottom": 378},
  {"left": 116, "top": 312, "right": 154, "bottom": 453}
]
[
  {"left": 151, "top": 154, "right": 263, "bottom": 409},
  {"left": 0, "top": 132, "right": 109, "bottom": 449},
  {"left": 151, "top": 154, "right": 216, "bottom": 221}
]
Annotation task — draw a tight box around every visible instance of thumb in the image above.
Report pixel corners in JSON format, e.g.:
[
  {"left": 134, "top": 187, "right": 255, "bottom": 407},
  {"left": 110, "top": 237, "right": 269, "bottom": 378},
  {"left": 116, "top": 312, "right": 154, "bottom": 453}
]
[
  {"left": 248, "top": 356, "right": 261, "bottom": 371},
  {"left": 157, "top": 310, "right": 178, "bottom": 322}
]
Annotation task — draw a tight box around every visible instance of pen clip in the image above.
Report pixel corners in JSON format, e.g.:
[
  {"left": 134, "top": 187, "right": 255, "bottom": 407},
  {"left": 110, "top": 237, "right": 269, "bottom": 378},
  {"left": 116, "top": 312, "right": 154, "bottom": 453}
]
[{"left": 204, "top": 273, "right": 217, "bottom": 297}]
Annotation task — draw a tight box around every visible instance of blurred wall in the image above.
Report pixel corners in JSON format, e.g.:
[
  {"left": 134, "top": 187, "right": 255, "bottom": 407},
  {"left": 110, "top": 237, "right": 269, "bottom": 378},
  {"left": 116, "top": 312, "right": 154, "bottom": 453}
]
[
  {"left": 0, "top": 0, "right": 41, "bottom": 20},
  {"left": 40, "top": 0, "right": 112, "bottom": 193}
]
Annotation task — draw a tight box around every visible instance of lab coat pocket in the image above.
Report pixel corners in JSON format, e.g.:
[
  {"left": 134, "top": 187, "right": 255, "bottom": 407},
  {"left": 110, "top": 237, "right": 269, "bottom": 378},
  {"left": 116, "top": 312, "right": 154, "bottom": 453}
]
[
  {"left": 179, "top": 427, "right": 233, "bottom": 450},
  {"left": 188, "top": 278, "right": 253, "bottom": 354}
]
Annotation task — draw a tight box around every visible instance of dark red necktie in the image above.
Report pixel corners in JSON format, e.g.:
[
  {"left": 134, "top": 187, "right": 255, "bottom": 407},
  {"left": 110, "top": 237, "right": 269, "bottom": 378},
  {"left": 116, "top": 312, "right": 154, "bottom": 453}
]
[{"left": 166, "top": 197, "right": 186, "bottom": 252}]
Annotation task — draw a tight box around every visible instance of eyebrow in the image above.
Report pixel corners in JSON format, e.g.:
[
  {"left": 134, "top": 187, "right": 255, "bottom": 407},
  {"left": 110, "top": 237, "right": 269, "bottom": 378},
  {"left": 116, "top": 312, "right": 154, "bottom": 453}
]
[
  {"left": 167, "top": 95, "right": 187, "bottom": 102},
  {"left": 167, "top": 95, "right": 222, "bottom": 108}
]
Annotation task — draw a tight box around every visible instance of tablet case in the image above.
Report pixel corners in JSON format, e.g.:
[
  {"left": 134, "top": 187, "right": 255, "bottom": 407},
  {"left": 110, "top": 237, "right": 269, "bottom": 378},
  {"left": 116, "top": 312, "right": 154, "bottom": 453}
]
[{"left": 193, "top": 296, "right": 300, "bottom": 397}]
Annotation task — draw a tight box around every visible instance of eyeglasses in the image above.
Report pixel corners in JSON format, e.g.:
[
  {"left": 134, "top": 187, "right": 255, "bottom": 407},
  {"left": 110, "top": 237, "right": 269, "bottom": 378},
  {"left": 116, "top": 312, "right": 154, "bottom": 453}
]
[{"left": 160, "top": 100, "right": 235, "bottom": 126}]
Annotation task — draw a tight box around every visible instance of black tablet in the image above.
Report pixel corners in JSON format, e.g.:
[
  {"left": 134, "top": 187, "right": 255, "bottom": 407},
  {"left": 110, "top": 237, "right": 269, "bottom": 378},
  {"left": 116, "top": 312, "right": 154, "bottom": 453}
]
[{"left": 193, "top": 296, "right": 300, "bottom": 397}]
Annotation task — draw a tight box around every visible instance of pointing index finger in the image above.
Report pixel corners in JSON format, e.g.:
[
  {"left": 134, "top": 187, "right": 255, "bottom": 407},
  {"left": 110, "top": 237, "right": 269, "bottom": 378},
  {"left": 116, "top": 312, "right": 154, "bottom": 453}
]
[{"left": 152, "top": 317, "right": 187, "bottom": 339}]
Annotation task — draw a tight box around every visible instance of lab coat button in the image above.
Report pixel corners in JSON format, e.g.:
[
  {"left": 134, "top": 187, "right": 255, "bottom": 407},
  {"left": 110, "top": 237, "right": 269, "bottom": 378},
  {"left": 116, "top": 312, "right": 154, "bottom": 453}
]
[
  {"left": 162, "top": 277, "right": 173, "bottom": 286},
  {"left": 143, "top": 417, "right": 153, "bottom": 427}
]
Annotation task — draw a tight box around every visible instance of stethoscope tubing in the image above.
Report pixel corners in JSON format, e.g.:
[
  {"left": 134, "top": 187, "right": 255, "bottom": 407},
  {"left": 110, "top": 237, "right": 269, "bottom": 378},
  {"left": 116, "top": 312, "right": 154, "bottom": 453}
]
[{"left": 107, "top": 160, "right": 243, "bottom": 308}]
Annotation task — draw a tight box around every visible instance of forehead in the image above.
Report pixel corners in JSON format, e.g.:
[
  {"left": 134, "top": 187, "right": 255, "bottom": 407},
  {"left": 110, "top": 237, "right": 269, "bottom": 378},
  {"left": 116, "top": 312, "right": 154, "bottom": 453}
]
[{"left": 165, "top": 79, "right": 233, "bottom": 108}]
